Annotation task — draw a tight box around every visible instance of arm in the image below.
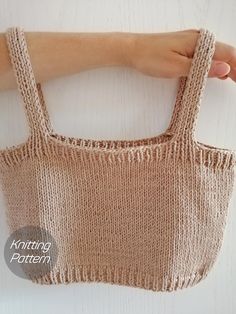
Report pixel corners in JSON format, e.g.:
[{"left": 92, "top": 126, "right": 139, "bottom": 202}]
[
  {"left": 0, "top": 31, "right": 134, "bottom": 91},
  {"left": 0, "top": 29, "right": 236, "bottom": 91}
]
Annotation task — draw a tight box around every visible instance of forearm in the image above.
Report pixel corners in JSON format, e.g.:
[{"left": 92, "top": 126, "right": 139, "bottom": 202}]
[{"left": 0, "top": 31, "right": 134, "bottom": 91}]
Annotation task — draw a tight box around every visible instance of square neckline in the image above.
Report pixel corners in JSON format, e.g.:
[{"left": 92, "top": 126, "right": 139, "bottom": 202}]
[
  {"left": 36, "top": 77, "right": 236, "bottom": 154},
  {"left": 1, "top": 26, "right": 235, "bottom": 157}
]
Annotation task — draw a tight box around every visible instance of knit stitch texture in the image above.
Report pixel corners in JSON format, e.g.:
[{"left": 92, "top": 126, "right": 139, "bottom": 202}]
[{"left": 0, "top": 27, "right": 235, "bottom": 292}]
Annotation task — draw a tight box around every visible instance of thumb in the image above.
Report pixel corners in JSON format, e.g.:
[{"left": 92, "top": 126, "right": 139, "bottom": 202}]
[
  {"left": 177, "top": 56, "right": 231, "bottom": 78},
  {"left": 208, "top": 61, "right": 231, "bottom": 78}
]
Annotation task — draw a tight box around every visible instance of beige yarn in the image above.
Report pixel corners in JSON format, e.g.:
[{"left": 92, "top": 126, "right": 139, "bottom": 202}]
[{"left": 0, "top": 26, "right": 236, "bottom": 292}]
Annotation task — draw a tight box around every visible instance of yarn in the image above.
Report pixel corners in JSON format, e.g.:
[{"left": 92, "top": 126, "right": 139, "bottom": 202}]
[{"left": 0, "top": 27, "right": 235, "bottom": 292}]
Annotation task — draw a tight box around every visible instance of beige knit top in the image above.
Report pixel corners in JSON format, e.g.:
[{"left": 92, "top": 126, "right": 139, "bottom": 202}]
[{"left": 0, "top": 26, "right": 236, "bottom": 292}]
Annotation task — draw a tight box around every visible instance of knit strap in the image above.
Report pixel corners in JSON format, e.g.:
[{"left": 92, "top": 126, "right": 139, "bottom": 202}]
[
  {"left": 5, "top": 26, "right": 215, "bottom": 144},
  {"left": 170, "top": 28, "right": 216, "bottom": 141},
  {"left": 5, "top": 26, "right": 51, "bottom": 138},
  {"left": 165, "top": 77, "right": 187, "bottom": 136}
]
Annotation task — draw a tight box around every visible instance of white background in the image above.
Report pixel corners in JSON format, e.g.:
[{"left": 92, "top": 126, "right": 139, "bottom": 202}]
[{"left": 0, "top": 1, "right": 236, "bottom": 313}]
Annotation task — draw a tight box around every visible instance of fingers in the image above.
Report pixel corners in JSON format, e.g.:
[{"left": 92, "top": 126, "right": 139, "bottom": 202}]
[
  {"left": 175, "top": 55, "right": 232, "bottom": 80},
  {"left": 175, "top": 35, "right": 236, "bottom": 82},
  {"left": 218, "top": 75, "right": 229, "bottom": 80},
  {"left": 214, "top": 41, "right": 236, "bottom": 65},
  {"left": 208, "top": 61, "right": 231, "bottom": 77},
  {"left": 213, "top": 41, "right": 236, "bottom": 81}
]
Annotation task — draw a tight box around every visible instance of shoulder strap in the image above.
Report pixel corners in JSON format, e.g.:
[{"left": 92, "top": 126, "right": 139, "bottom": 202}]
[
  {"left": 169, "top": 28, "right": 216, "bottom": 141},
  {"left": 5, "top": 27, "right": 215, "bottom": 143},
  {"left": 165, "top": 76, "right": 187, "bottom": 135},
  {"left": 5, "top": 26, "right": 51, "bottom": 138}
]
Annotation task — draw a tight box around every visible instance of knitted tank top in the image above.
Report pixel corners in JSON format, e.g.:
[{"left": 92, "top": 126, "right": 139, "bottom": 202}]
[{"left": 0, "top": 26, "right": 235, "bottom": 292}]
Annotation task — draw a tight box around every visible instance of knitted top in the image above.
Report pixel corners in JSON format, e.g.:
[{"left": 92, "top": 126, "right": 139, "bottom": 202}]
[{"left": 0, "top": 26, "right": 235, "bottom": 292}]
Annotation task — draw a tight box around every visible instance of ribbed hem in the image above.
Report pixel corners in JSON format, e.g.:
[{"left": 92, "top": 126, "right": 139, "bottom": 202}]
[{"left": 29, "top": 265, "right": 209, "bottom": 292}]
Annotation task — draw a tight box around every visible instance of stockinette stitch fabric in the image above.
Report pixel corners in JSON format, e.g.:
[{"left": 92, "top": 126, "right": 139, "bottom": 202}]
[{"left": 0, "top": 26, "right": 235, "bottom": 292}]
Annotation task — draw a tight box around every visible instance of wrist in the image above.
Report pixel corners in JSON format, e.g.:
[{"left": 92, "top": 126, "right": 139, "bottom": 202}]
[{"left": 106, "top": 32, "right": 136, "bottom": 67}]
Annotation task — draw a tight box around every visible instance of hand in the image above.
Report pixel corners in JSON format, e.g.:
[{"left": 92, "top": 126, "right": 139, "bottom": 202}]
[{"left": 129, "top": 29, "right": 236, "bottom": 82}]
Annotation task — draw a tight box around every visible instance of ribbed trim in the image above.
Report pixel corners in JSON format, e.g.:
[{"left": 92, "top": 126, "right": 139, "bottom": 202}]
[
  {"left": 1, "top": 27, "right": 235, "bottom": 294},
  {"left": 30, "top": 264, "right": 210, "bottom": 292},
  {"left": 0, "top": 134, "right": 235, "bottom": 170}
]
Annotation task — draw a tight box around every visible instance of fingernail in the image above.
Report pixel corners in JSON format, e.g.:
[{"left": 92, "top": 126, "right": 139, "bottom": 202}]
[{"left": 214, "top": 62, "right": 231, "bottom": 77}]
